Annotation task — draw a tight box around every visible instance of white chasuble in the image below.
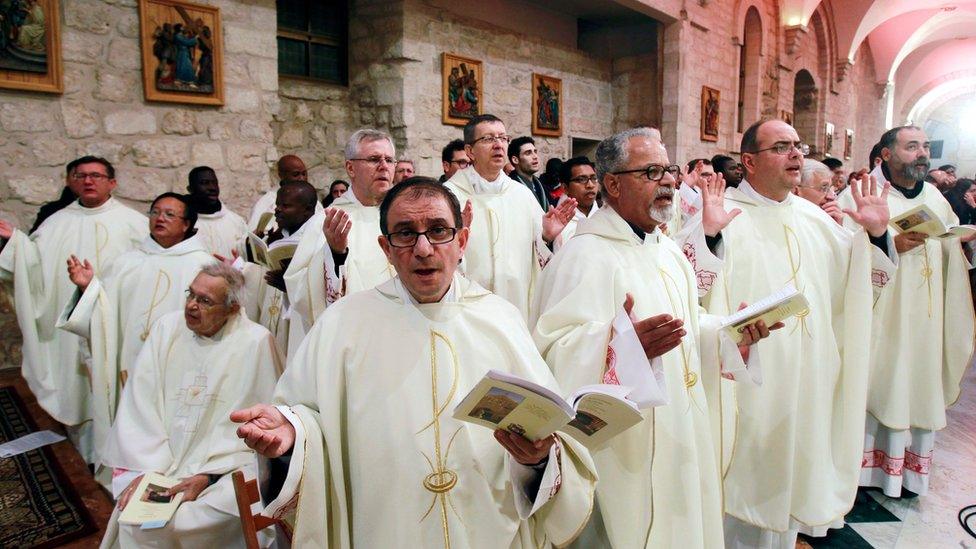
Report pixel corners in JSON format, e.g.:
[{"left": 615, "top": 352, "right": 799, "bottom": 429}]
[
  {"left": 838, "top": 183, "right": 975, "bottom": 431},
  {"left": 194, "top": 204, "right": 248, "bottom": 258},
  {"left": 100, "top": 311, "right": 281, "bottom": 549},
  {"left": 0, "top": 199, "right": 146, "bottom": 431},
  {"left": 265, "top": 276, "right": 597, "bottom": 549},
  {"left": 445, "top": 167, "right": 552, "bottom": 320},
  {"left": 533, "top": 206, "right": 726, "bottom": 548},
  {"left": 283, "top": 188, "right": 393, "bottom": 332},
  {"left": 552, "top": 201, "right": 598, "bottom": 252},
  {"left": 57, "top": 235, "right": 214, "bottom": 466},
  {"left": 673, "top": 183, "right": 895, "bottom": 533}
]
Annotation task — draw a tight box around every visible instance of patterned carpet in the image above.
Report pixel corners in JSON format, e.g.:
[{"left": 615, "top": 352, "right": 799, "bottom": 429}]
[{"left": 0, "top": 386, "right": 95, "bottom": 548}]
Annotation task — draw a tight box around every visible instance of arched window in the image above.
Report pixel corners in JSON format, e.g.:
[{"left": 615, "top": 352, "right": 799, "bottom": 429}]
[{"left": 737, "top": 7, "right": 763, "bottom": 133}]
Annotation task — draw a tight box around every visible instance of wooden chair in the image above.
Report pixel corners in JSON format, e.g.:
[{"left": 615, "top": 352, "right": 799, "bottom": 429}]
[{"left": 232, "top": 470, "right": 278, "bottom": 549}]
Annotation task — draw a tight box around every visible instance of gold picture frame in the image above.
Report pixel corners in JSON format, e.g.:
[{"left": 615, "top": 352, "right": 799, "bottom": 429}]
[
  {"left": 139, "top": 0, "right": 223, "bottom": 106},
  {"left": 844, "top": 129, "right": 854, "bottom": 160},
  {"left": 0, "top": 0, "right": 63, "bottom": 94},
  {"left": 442, "top": 52, "right": 482, "bottom": 127},
  {"left": 700, "top": 86, "right": 720, "bottom": 142},
  {"left": 824, "top": 122, "right": 835, "bottom": 156},
  {"left": 531, "top": 73, "right": 561, "bottom": 137}
]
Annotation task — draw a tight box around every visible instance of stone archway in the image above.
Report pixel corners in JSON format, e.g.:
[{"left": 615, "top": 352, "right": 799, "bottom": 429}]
[{"left": 793, "top": 69, "right": 818, "bottom": 152}]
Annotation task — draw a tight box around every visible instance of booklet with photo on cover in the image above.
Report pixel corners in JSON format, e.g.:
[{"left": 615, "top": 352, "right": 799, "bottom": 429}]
[
  {"left": 889, "top": 203, "right": 976, "bottom": 239},
  {"left": 117, "top": 473, "right": 184, "bottom": 529},
  {"left": 453, "top": 370, "right": 643, "bottom": 450},
  {"left": 720, "top": 284, "right": 810, "bottom": 344}
]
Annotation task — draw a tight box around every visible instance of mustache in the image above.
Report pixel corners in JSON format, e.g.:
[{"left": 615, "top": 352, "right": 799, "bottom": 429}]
[{"left": 653, "top": 186, "right": 674, "bottom": 199}]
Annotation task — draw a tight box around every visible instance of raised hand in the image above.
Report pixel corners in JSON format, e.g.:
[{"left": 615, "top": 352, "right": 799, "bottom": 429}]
[
  {"left": 542, "top": 198, "right": 578, "bottom": 242},
  {"left": 212, "top": 248, "right": 240, "bottom": 266},
  {"left": 66, "top": 255, "right": 94, "bottom": 291},
  {"left": 0, "top": 219, "right": 14, "bottom": 240},
  {"left": 701, "top": 173, "right": 741, "bottom": 236},
  {"left": 494, "top": 429, "right": 554, "bottom": 465},
  {"left": 323, "top": 208, "right": 351, "bottom": 254},
  {"left": 842, "top": 173, "right": 890, "bottom": 237},
  {"left": 231, "top": 404, "right": 296, "bottom": 458},
  {"left": 462, "top": 199, "right": 473, "bottom": 229},
  {"left": 623, "top": 293, "right": 686, "bottom": 360},
  {"left": 682, "top": 159, "right": 704, "bottom": 189}
]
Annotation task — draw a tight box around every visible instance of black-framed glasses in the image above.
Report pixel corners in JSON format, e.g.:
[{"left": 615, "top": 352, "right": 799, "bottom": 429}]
[
  {"left": 385, "top": 227, "right": 458, "bottom": 248},
  {"left": 450, "top": 159, "right": 471, "bottom": 167},
  {"left": 469, "top": 134, "right": 510, "bottom": 146},
  {"left": 568, "top": 174, "right": 599, "bottom": 184},
  {"left": 747, "top": 141, "right": 810, "bottom": 155},
  {"left": 612, "top": 164, "right": 680, "bottom": 182}
]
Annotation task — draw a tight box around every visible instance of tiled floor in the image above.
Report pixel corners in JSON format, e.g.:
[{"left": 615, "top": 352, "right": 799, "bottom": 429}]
[{"left": 799, "top": 364, "right": 976, "bottom": 548}]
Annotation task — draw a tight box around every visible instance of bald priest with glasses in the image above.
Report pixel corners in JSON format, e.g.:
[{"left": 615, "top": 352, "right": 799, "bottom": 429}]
[
  {"left": 233, "top": 178, "right": 597, "bottom": 548},
  {"left": 674, "top": 119, "right": 897, "bottom": 547},
  {"left": 0, "top": 156, "right": 147, "bottom": 464}
]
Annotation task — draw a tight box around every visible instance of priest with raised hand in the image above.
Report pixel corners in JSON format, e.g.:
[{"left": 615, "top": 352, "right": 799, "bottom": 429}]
[
  {"left": 240, "top": 181, "right": 319, "bottom": 357},
  {"left": 534, "top": 128, "right": 778, "bottom": 549},
  {"left": 232, "top": 177, "right": 597, "bottom": 548},
  {"left": 283, "top": 129, "right": 398, "bottom": 331},
  {"left": 551, "top": 156, "right": 600, "bottom": 252},
  {"left": 0, "top": 156, "right": 147, "bottom": 462},
  {"left": 444, "top": 114, "right": 577, "bottom": 319},
  {"left": 186, "top": 166, "right": 248, "bottom": 258},
  {"left": 838, "top": 125, "right": 975, "bottom": 498},
  {"left": 58, "top": 192, "right": 213, "bottom": 477},
  {"left": 674, "top": 119, "right": 897, "bottom": 547},
  {"left": 101, "top": 263, "right": 281, "bottom": 549}
]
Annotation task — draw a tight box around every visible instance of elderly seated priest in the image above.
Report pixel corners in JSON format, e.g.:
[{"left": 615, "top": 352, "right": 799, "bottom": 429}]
[
  {"left": 100, "top": 263, "right": 282, "bottom": 549},
  {"left": 232, "top": 177, "right": 597, "bottom": 548}
]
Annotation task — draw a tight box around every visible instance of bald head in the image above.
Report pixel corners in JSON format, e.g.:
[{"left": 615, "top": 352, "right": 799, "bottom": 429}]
[
  {"left": 275, "top": 181, "right": 317, "bottom": 233},
  {"left": 277, "top": 155, "right": 308, "bottom": 183}
]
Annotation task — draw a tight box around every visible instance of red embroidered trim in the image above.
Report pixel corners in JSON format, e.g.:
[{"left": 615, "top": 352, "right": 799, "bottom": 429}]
[
  {"left": 271, "top": 493, "right": 301, "bottom": 519},
  {"left": 682, "top": 242, "right": 718, "bottom": 292},
  {"left": 548, "top": 443, "right": 563, "bottom": 498},
  {"left": 871, "top": 269, "right": 890, "bottom": 288},
  {"left": 326, "top": 274, "right": 345, "bottom": 304},
  {"left": 861, "top": 449, "right": 904, "bottom": 475},
  {"left": 603, "top": 345, "right": 620, "bottom": 385},
  {"left": 721, "top": 371, "right": 736, "bottom": 381},
  {"left": 904, "top": 450, "right": 932, "bottom": 475}
]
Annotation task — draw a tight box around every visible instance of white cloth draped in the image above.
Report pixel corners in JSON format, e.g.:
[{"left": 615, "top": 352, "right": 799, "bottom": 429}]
[{"left": 194, "top": 204, "right": 248, "bottom": 258}]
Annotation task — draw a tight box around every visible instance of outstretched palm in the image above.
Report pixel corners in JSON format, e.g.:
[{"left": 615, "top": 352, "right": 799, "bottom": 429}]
[
  {"left": 542, "top": 198, "right": 578, "bottom": 242},
  {"left": 701, "top": 173, "right": 741, "bottom": 236},
  {"left": 66, "top": 255, "right": 94, "bottom": 291},
  {"left": 841, "top": 173, "right": 890, "bottom": 237}
]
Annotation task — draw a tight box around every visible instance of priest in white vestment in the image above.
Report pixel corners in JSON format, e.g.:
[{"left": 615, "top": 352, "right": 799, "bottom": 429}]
[
  {"left": 534, "top": 128, "right": 778, "bottom": 548},
  {"left": 0, "top": 156, "right": 147, "bottom": 461},
  {"left": 673, "top": 120, "right": 897, "bottom": 547},
  {"left": 838, "top": 126, "right": 975, "bottom": 497},
  {"left": 247, "top": 155, "right": 322, "bottom": 233},
  {"left": 233, "top": 178, "right": 597, "bottom": 548},
  {"left": 187, "top": 167, "right": 248, "bottom": 258},
  {"left": 240, "top": 182, "right": 318, "bottom": 358},
  {"left": 552, "top": 156, "right": 599, "bottom": 252},
  {"left": 794, "top": 159, "right": 844, "bottom": 225},
  {"left": 444, "top": 114, "right": 577, "bottom": 319},
  {"left": 58, "top": 193, "right": 213, "bottom": 474},
  {"left": 101, "top": 263, "right": 281, "bottom": 548},
  {"left": 283, "top": 129, "right": 398, "bottom": 331}
]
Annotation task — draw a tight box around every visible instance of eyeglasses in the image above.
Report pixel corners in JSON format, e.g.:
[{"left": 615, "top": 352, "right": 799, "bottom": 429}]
[
  {"left": 149, "top": 209, "right": 186, "bottom": 221},
  {"left": 612, "top": 164, "right": 680, "bottom": 182},
  {"left": 185, "top": 288, "right": 221, "bottom": 308},
  {"left": 70, "top": 172, "right": 110, "bottom": 182},
  {"left": 568, "top": 175, "right": 599, "bottom": 184},
  {"left": 700, "top": 172, "right": 716, "bottom": 179},
  {"left": 385, "top": 227, "right": 458, "bottom": 248},
  {"left": 450, "top": 159, "right": 471, "bottom": 168},
  {"left": 796, "top": 183, "right": 832, "bottom": 193},
  {"left": 470, "top": 134, "right": 510, "bottom": 146},
  {"left": 350, "top": 156, "right": 396, "bottom": 167},
  {"left": 748, "top": 141, "right": 810, "bottom": 155}
]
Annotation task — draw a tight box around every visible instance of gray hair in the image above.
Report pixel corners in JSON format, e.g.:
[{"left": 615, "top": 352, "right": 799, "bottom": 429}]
[
  {"left": 198, "top": 262, "right": 245, "bottom": 307},
  {"left": 595, "top": 127, "right": 663, "bottom": 180},
  {"left": 344, "top": 129, "right": 396, "bottom": 160},
  {"left": 800, "top": 159, "right": 831, "bottom": 186}
]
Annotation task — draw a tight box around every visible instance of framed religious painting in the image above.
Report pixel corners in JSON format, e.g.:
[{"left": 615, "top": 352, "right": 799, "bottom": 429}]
[
  {"left": 531, "top": 73, "right": 561, "bottom": 137},
  {"left": 139, "top": 0, "right": 224, "bottom": 105},
  {"left": 442, "top": 52, "right": 483, "bottom": 127},
  {"left": 844, "top": 129, "right": 854, "bottom": 160},
  {"left": 0, "top": 0, "right": 63, "bottom": 93},
  {"left": 823, "top": 122, "right": 835, "bottom": 156},
  {"left": 700, "top": 86, "right": 720, "bottom": 142}
]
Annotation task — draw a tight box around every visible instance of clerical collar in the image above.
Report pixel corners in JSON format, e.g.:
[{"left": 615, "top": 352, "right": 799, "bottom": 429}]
[
  {"left": 467, "top": 166, "right": 506, "bottom": 194},
  {"left": 626, "top": 220, "right": 647, "bottom": 242},
  {"left": 739, "top": 179, "right": 787, "bottom": 205},
  {"left": 880, "top": 163, "right": 924, "bottom": 198}
]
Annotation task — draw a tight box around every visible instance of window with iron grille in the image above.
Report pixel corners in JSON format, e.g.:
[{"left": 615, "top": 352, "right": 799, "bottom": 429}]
[{"left": 276, "top": 0, "right": 348, "bottom": 85}]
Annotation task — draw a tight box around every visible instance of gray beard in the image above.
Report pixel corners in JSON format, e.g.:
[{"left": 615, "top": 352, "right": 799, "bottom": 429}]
[
  {"left": 900, "top": 162, "right": 929, "bottom": 182},
  {"left": 650, "top": 203, "right": 674, "bottom": 224}
]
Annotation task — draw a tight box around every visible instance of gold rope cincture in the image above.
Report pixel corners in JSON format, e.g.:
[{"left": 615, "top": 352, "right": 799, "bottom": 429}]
[
  {"left": 920, "top": 246, "right": 934, "bottom": 318},
  {"left": 94, "top": 221, "right": 109, "bottom": 273},
  {"left": 486, "top": 207, "right": 500, "bottom": 291},
  {"left": 267, "top": 290, "right": 283, "bottom": 333},
  {"left": 658, "top": 268, "right": 705, "bottom": 417},
  {"left": 141, "top": 270, "right": 171, "bottom": 341},
  {"left": 783, "top": 225, "right": 812, "bottom": 338},
  {"left": 416, "top": 330, "right": 463, "bottom": 549}
]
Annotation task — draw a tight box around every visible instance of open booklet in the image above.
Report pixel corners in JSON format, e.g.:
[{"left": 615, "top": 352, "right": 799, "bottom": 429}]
[
  {"left": 890, "top": 203, "right": 976, "bottom": 240},
  {"left": 246, "top": 232, "right": 297, "bottom": 271},
  {"left": 118, "top": 473, "right": 184, "bottom": 529},
  {"left": 453, "top": 370, "right": 643, "bottom": 450},
  {"left": 721, "top": 284, "right": 810, "bottom": 345}
]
